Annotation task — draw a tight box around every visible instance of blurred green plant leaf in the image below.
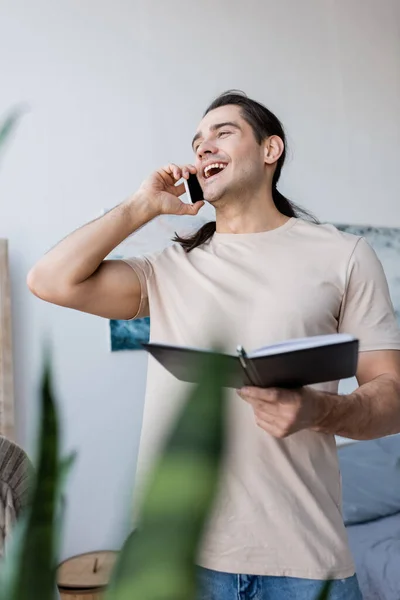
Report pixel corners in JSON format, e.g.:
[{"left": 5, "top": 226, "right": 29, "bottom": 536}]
[
  {"left": 0, "top": 341, "right": 334, "bottom": 600},
  {"left": 106, "top": 352, "right": 227, "bottom": 600},
  {"left": 0, "top": 109, "right": 23, "bottom": 155},
  {"left": 316, "top": 579, "right": 332, "bottom": 600},
  {"left": 0, "top": 350, "right": 75, "bottom": 600}
]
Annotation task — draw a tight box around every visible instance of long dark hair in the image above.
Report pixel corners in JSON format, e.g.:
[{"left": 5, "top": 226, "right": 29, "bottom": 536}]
[{"left": 173, "top": 90, "right": 318, "bottom": 252}]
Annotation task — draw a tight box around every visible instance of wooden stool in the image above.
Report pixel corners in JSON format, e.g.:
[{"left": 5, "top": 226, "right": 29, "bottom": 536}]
[{"left": 57, "top": 550, "right": 118, "bottom": 600}]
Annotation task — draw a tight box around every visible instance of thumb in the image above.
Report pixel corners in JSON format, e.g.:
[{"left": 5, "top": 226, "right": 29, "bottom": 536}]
[{"left": 182, "top": 200, "right": 205, "bottom": 215}]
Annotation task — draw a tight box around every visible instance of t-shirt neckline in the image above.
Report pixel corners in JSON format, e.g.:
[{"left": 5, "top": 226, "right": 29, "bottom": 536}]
[{"left": 212, "top": 216, "right": 298, "bottom": 243}]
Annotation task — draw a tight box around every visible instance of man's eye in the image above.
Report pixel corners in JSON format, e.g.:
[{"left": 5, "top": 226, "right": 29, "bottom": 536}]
[{"left": 218, "top": 131, "right": 231, "bottom": 138}]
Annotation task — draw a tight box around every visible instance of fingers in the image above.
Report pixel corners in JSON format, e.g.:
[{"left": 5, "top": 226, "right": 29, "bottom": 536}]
[
  {"left": 255, "top": 411, "right": 296, "bottom": 438},
  {"left": 183, "top": 164, "right": 197, "bottom": 178},
  {"left": 172, "top": 182, "right": 204, "bottom": 202},
  {"left": 239, "top": 388, "right": 305, "bottom": 438},
  {"left": 255, "top": 418, "right": 287, "bottom": 439},
  {"left": 247, "top": 399, "right": 292, "bottom": 438},
  {"left": 173, "top": 183, "right": 186, "bottom": 197},
  {"left": 190, "top": 200, "right": 205, "bottom": 214},
  {"left": 180, "top": 165, "right": 190, "bottom": 179},
  {"left": 181, "top": 200, "right": 205, "bottom": 215},
  {"left": 252, "top": 401, "right": 276, "bottom": 422},
  {"left": 162, "top": 163, "right": 197, "bottom": 182},
  {"left": 159, "top": 164, "right": 180, "bottom": 184},
  {"left": 254, "top": 412, "right": 276, "bottom": 431},
  {"left": 238, "top": 387, "right": 281, "bottom": 404}
]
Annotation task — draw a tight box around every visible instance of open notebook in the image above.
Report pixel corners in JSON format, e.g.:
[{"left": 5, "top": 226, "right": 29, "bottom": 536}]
[{"left": 142, "top": 333, "right": 359, "bottom": 389}]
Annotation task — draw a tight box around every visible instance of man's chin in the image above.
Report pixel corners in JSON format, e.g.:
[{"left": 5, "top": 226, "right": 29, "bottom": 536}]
[{"left": 203, "top": 187, "right": 226, "bottom": 204}]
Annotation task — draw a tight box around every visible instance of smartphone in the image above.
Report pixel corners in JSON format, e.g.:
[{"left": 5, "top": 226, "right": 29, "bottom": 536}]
[{"left": 184, "top": 173, "right": 204, "bottom": 203}]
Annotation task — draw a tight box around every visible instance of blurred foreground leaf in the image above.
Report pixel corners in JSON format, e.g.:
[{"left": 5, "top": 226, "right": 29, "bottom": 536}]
[
  {"left": 316, "top": 580, "right": 332, "bottom": 600},
  {"left": 106, "top": 352, "right": 227, "bottom": 600},
  {"left": 0, "top": 351, "right": 75, "bottom": 600},
  {"left": 0, "top": 109, "right": 23, "bottom": 155}
]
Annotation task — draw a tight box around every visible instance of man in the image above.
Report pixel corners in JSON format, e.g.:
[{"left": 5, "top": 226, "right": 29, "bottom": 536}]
[{"left": 28, "top": 91, "right": 400, "bottom": 599}]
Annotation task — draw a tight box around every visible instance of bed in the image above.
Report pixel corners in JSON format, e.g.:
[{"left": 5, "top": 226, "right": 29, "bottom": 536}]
[{"left": 338, "top": 435, "right": 400, "bottom": 600}]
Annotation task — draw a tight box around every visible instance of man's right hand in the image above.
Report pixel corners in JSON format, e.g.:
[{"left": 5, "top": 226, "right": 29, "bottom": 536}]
[
  {"left": 28, "top": 162, "right": 206, "bottom": 321},
  {"left": 136, "top": 163, "right": 205, "bottom": 217}
]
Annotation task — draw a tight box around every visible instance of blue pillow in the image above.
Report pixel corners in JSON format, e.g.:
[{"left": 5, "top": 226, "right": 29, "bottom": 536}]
[{"left": 338, "top": 435, "right": 400, "bottom": 525}]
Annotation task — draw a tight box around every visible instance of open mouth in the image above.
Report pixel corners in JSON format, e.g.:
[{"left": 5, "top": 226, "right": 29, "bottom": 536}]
[{"left": 203, "top": 162, "right": 228, "bottom": 180}]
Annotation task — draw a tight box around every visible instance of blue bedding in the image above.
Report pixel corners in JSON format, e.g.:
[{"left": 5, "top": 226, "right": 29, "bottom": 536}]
[
  {"left": 338, "top": 435, "right": 400, "bottom": 526},
  {"left": 338, "top": 435, "right": 400, "bottom": 599},
  {"left": 347, "top": 511, "right": 400, "bottom": 600}
]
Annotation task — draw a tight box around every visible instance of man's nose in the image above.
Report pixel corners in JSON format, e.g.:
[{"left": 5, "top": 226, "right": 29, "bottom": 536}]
[{"left": 197, "top": 140, "right": 218, "bottom": 158}]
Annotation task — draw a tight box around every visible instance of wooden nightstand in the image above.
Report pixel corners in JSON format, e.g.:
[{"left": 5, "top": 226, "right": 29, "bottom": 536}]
[{"left": 57, "top": 550, "right": 118, "bottom": 600}]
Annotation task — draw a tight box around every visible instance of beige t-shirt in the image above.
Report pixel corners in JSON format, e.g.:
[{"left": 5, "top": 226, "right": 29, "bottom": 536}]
[{"left": 124, "top": 217, "right": 400, "bottom": 579}]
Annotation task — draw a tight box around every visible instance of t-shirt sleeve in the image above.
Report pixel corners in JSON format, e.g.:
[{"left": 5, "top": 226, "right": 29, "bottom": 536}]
[
  {"left": 121, "top": 255, "right": 155, "bottom": 319},
  {"left": 338, "top": 237, "right": 400, "bottom": 351}
]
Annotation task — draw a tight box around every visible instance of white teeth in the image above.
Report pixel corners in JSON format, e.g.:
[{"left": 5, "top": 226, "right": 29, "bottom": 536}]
[{"left": 204, "top": 163, "right": 227, "bottom": 178}]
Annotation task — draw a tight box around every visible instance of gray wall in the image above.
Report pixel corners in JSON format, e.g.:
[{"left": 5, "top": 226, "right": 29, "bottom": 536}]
[{"left": 0, "top": 0, "right": 399, "bottom": 559}]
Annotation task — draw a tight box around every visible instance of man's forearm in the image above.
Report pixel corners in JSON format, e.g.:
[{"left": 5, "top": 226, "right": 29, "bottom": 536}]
[
  {"left": 29, "top": 192, "right": 157, "bottom": 288},
  {"left": 314, "top": 374, "right": 400, "bottom": 439}
]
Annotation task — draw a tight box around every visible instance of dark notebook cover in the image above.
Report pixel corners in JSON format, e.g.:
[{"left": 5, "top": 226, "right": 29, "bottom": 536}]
[{"left": 142, "top": 334, "right": 359, "bottom": 389}]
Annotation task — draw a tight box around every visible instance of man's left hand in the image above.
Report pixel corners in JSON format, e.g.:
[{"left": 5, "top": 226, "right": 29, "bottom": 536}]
[{"left": 237, "top": 386, "right": 329, "bottom": 438}]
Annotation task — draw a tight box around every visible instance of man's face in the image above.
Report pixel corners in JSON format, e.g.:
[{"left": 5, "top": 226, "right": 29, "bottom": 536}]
[{"left": 192, "top": 105, "right": 266, "bottom": 204}]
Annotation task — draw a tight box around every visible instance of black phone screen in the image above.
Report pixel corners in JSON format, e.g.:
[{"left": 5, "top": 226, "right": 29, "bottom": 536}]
[{"left": 187, "top": 173, "right": 204, "bottom": 203}]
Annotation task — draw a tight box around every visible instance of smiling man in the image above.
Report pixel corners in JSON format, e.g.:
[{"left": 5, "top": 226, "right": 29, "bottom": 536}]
[{"left": 28, "top": 91, "right": 400, "bottom": 600}]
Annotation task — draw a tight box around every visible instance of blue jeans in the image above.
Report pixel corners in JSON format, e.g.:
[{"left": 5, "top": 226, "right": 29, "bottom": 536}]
[{"left": 197, "top": 567, "right": 363, "bottom": 599}]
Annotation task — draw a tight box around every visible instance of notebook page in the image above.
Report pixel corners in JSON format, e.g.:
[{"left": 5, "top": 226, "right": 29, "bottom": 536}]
[{"left": 248, "top": 333, "right": 355, "bottom": 358}]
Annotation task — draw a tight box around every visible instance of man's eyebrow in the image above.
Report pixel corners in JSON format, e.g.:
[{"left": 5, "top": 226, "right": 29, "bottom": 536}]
[{"left": 191, "top": 121, "right": 242, "bottom": 149}]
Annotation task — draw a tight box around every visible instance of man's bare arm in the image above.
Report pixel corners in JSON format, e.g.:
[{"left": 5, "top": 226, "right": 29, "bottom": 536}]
[
  {"left": 27, "top": 195, "right": 155, "bottom": 320},
  {"left": 314, "top": 349, "right": 400, "bottom": 439},
  {"left": 27, "top": 164, "right": 204, "bottom": 320}
]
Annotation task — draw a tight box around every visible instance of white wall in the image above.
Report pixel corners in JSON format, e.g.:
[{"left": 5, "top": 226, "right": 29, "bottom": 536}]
[{"left": 0, "top": 0, "right": 399, "bottom": 559}]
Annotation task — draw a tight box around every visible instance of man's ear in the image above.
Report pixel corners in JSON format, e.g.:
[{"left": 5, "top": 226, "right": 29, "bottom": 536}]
[{"left": 264, "top": 135, "right": 285, "bottom": 165}]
